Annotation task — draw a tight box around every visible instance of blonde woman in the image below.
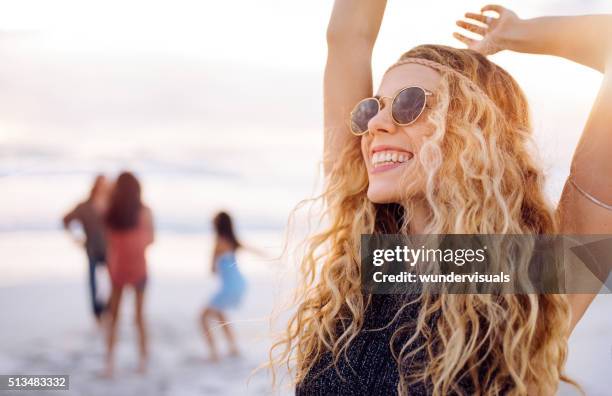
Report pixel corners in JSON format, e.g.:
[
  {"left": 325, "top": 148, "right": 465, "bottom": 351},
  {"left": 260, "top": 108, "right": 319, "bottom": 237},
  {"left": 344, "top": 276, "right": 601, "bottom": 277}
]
[{"left": 271, "top": 1, "right": 612, "bottom": 395}]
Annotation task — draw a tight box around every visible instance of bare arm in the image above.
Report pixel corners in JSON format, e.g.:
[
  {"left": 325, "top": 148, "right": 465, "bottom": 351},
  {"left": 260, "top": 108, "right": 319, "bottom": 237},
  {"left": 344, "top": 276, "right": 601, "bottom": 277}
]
[
  {"left": 62, "top": 205, "right": 86, "bottom": 246},
  {"left": 143, "top": 207, "right": 155, "bottom": 247},
  {"left": 62, "top": 206, "right": 79, "bottom": 229},
  {"left": 455, "top": 7, "right": 612, "bottom": 69},
  {"left": 323, "top": 0, "right": 387, "bottom": 175},
  {"left": 558, "top": 49, "right": 612, "bottom": 333},
  {"left": 456, "top": 6, "right": 612, "bottom": 332},
  {"left": 211, "top": 250, "right": 218, "bottom": 274},
  {"left": 210, "top": 239, "right": 225, "bottom": 274},
  {"left": 497, "top": 15, "right": 612, "bottom": 73}
]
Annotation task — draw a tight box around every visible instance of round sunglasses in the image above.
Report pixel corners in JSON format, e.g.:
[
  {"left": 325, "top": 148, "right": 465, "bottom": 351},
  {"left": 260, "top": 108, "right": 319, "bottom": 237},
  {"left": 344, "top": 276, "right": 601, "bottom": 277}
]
[{"left": 349, "top": 86, "right": 433, "bottom": 136}]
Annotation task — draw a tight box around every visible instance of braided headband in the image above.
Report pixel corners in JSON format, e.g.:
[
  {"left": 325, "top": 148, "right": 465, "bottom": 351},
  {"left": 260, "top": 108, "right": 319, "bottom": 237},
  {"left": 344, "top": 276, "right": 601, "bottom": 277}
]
[{"left": 384, "top": 57, "right": 489, "bottom": 98}]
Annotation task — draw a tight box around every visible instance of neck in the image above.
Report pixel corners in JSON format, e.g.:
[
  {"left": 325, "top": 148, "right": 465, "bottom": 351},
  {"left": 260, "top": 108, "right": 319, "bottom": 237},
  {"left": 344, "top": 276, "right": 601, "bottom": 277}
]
[{"left": 407, "top": 198, "right": 430, "bottom": 234}]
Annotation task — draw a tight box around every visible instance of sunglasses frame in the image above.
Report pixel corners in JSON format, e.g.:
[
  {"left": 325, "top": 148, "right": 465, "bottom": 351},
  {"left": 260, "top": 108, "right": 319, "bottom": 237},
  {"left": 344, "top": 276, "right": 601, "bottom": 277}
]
[{"left": 349, "top": 86, "right": 434, "bottom": 136}]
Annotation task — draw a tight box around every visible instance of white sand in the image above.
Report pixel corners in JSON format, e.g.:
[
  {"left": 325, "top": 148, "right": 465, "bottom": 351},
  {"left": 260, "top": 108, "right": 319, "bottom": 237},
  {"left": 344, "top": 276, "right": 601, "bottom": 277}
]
[
  {"left": 0, "top": 231, "right": 296, "bottom": 396},
  {"left": 0, "top": 276, "right": 296, "bottom": 396}
]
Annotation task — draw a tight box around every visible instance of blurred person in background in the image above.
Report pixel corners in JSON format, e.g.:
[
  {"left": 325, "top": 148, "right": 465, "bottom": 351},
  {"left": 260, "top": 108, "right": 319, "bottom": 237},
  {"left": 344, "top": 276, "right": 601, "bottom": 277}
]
[
  {"left": 103, "top": 172, "right": 154, "bottom": 377},
  {"left": 63, "top": 174, "right": 110, "bottom": 325},
  {"left": 200, "top": 211, "right": 247, "bottom": 361}
]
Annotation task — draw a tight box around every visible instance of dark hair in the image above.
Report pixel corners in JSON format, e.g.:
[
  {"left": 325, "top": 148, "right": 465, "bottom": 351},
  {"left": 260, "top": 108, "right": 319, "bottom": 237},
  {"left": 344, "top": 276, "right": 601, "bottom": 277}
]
[
  {"left": 213, "top": 211, "right": 241, "bottom": 250},
  {"left": 106, "top": 172, "right": 142, "bottom": 230}
]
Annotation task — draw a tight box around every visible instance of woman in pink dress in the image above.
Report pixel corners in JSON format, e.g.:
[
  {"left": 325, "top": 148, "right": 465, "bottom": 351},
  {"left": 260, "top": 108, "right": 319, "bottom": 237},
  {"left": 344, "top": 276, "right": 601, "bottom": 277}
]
[{"left": 103, "top": 172, "right": 154, "bottom": 377}]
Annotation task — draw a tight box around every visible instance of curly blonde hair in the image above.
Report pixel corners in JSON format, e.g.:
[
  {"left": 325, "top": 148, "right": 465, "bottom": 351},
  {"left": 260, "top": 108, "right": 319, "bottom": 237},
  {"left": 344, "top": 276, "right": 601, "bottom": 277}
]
[{"left": 269, "top": 45, "right": 574, "bottom": 395}]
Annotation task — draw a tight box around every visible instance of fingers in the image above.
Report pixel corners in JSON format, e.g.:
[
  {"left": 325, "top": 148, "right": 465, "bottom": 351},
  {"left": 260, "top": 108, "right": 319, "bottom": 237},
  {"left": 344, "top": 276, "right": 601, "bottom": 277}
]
[
  {"left": 456, "top": 20, "right": 486, "bottom": 36},
  {"left": 452, "top": 32, "right": 477, "bottom": 48},
  {"left": 481, "top": 4, "right": 505, "bottom": 14},
  {"left": 464, "top": 12, "right": 488, "bottom": 24}
]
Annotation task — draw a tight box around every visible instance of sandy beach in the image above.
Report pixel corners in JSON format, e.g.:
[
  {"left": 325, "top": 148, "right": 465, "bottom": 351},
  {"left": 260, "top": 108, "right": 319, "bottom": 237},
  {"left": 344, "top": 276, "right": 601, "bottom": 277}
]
[
  {"left": 0, "top": 231, "right": 610, "bottom": 395},
  {"left": 0, "top": 230, "right": 296, "bottom": 396},
  {"left": 0, "top": 280, "right": 286, "bottom": 396}
]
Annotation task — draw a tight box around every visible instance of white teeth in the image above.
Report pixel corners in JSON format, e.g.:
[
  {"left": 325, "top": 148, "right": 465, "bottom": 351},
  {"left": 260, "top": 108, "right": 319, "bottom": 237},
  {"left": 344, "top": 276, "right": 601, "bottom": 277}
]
[{"left": 370, "top": 150, "right": 413, "bottom": 167}]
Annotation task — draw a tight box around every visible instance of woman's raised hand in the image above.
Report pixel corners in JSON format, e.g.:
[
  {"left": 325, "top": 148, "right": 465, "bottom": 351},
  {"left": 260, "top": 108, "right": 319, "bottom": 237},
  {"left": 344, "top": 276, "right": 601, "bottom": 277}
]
[{"left": 453, "top": 4, "right": 521, "bottom": 56}]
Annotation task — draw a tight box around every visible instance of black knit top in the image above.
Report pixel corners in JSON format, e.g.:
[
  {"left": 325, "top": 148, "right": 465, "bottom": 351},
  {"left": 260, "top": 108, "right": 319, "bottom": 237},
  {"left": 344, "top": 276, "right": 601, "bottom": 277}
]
[
  {"left": 295, "top": 294, "right": 431, "bottom": 396},
  {"left": 295, "top": 293, "right": 505, "bottom": 396}
]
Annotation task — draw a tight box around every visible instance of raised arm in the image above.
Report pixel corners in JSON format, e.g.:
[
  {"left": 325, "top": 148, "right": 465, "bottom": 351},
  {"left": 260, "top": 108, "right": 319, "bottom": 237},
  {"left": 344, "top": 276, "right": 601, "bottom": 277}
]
[
  {"left": 323, "top": 0, "right": 386, "bottom": 175},
  {"left": 555, "top": 20, "right": 612, "bottom": 331},
  {"left": 455, "top": 5, "right": 612, "bottom": 332}
]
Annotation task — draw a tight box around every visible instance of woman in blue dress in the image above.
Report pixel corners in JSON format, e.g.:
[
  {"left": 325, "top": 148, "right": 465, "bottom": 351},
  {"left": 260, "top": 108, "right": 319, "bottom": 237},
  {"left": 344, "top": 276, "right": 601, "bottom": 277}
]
[{"left": 200, "top": 211, "right": 247, "bottom": 361}]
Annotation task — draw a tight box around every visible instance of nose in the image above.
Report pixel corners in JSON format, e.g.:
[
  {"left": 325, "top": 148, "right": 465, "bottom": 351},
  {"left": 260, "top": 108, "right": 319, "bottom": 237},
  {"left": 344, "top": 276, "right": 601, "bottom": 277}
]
[{"left": 367, "top": 97, "right": 396, "bottom": 135}]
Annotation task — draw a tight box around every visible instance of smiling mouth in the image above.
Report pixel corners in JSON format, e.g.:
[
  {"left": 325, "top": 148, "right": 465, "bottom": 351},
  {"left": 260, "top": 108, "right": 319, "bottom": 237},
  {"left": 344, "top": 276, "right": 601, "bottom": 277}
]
[{"left": 370, "top": 150, "right": 414, "bottom": 172}]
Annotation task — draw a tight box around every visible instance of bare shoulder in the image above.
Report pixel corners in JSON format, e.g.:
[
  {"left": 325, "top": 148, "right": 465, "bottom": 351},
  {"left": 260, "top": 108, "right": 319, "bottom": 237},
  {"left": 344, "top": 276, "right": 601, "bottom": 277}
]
[
  {"left": 142, "top": 205, "right": 153, "bottom": 216},
  {"left": 139, "top": 206, "right": 154, "bottom": 224},
  {"left": 216, "top": 236, "right": 234, "bottom": 251}
]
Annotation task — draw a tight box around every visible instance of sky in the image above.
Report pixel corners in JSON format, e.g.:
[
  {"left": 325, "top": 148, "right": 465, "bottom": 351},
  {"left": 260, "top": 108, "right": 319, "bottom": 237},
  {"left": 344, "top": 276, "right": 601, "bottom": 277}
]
[{"left": 0, "top": 0, "right": 611, "bottom": 233}]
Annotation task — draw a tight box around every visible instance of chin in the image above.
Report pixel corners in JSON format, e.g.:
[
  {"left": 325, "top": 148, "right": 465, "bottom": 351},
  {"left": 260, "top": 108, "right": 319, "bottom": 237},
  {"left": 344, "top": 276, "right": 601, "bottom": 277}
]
[
  {"left": 366, "top": 184, "right": 401, "bottom": 204},
  {"left": 366, "top": 179, "right": 424, "bottom": 204}
]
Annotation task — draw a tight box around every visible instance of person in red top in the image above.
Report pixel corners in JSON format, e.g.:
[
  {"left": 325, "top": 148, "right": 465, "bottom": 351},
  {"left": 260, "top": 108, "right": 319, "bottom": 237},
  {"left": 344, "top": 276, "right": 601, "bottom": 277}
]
[{"left": 103, "top": 172, "right": 154, "bottom": 377}]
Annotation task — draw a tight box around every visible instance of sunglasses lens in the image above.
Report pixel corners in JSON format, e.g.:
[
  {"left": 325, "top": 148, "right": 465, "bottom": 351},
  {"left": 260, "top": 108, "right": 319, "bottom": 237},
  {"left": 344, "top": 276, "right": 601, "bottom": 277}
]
[
  {"left": 350, "top": 98, "right": 379, "bottom": 135},
  {"left": 392, "top": 87, "right": 426, "bottom": 125}
]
